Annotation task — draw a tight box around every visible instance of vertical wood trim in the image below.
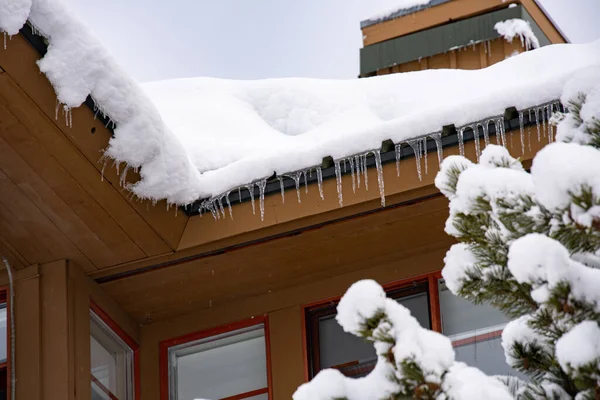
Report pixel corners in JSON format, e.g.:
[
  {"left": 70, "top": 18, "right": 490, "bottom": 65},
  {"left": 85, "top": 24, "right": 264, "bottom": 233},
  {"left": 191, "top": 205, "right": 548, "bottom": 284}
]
[
  {"left": 428, "top": 275, "right": 442, "bottom": 333},
  {"left": 40, "top": 260, "right": 72, "bottom": 400},
  {"left": 72, "top": 265, "right": 92, "bottom": 400},
  {"left": 14, "top": 265, "right": 41, "bottom": 400},
  {"left": 479, "top": 43, "right": 488, "bottom": 68},
  {"left": 449, "top": 50, "right": 457, "bottom": 69}
]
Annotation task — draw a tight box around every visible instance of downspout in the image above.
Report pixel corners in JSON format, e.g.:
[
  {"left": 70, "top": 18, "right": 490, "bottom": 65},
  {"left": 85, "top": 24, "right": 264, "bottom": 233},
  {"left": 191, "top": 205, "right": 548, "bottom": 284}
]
[{"left": 2, "top": 257, "right": 15, "bottom": 400}]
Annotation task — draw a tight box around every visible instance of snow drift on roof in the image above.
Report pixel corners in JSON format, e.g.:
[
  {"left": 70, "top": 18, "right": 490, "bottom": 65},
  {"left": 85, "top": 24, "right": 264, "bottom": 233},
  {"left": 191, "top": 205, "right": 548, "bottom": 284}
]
[
  {"left": 1, "top": 0, "right": 600, "bottom": 206},
  {"left": 143, "top": 40, "right": 600, "bottom": 201}
]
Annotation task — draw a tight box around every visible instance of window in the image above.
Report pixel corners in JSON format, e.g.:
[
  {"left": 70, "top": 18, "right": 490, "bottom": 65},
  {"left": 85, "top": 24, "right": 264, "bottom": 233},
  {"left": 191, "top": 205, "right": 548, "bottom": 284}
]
[
  {"left": 304, "top": 274, "right": 523, "bottom": 381},
  {"left": 305, "top": 282, "right": 431, "bottom": 378},
  {"left": 90, "top": 307, "right": 137, "bottom": 400},
  {"left": 438, "top": 279, "right": 514, "bottom": 376},
  {"left": 161, "top": 318, "right": 271, "bottom": 400}
]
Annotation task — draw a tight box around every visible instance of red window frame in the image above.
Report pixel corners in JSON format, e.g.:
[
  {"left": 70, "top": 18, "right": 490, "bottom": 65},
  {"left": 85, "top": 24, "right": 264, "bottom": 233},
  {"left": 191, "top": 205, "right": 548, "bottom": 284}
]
[
  {"left": 90, "top": 301, "right": 140, "bottom": 400},
  {"left": 159, "top": 316, "right": 273, "bottom": 400},
  {"left": 301, "top": 272, "right": 442, "bottom": 380}
]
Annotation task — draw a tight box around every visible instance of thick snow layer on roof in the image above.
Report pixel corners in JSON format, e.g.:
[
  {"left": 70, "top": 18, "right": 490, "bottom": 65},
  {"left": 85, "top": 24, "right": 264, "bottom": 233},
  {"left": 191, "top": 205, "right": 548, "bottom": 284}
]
[
  {"left": 364, "top": 0, "right": 434, "bottom": 23},
  {"left": 2, "top": 0, "right": 600, "bottom": 205},
  {"left": 143, "top": 40, "right": 600, "bottom": 201}
]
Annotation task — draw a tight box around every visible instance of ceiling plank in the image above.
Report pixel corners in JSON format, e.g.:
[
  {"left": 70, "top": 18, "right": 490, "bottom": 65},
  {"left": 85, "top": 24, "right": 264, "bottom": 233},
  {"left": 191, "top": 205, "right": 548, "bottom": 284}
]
[
  {"left": 0, "top": 131, "right": 141, "bottom": 267},
  {"left": 0, "top": 169, "right": 95, "bottom": 271}
]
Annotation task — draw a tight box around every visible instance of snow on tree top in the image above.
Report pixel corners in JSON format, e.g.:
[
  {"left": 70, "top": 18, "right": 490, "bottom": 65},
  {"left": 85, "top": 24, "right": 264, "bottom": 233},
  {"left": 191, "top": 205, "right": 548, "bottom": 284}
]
[{"left": 1, "top": 0, "right": 600, "bottom": 208}]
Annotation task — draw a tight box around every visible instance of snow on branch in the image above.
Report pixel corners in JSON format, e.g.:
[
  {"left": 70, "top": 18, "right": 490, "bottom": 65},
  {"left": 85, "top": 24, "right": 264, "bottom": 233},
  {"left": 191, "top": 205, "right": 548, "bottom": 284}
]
[
  {"left": 293, "top": 280, "right": 513, "bottom": 400},
  {"left": 430, "top": 70, "right": 600, "bottom": 399}
]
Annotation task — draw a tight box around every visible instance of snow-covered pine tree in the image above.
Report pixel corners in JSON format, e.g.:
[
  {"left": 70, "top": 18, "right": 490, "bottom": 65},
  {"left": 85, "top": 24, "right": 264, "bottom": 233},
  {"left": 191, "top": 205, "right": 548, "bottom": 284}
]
[{"left": 293, "top": 68, "right": 600, "bottom": 400}]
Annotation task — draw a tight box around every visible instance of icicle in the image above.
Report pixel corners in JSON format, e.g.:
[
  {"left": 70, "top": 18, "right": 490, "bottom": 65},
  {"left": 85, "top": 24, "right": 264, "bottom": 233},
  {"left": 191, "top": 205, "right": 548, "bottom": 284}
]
[
  {"left": 343, "top": 159, "right": 347, "bottom": 173},
  {"left": 316, "top": 167, "right": 324, "bottom": 200},
  {"left": 55, "top": 100, "right": 60, "bottom": 120},
  {"left": 541, "top": 107, "right": 547, "bottom": 139},
  {"left": 257, "top": 179, "right": 267, "bottom": 221},
  {"left": 246, "top": 185, "right": 256, "bottom": 214},
  {"left": 471, "top": 124, "right": 481, "bottom": 161},
  {"left": 430, "top": 133, "right": 443, "bottom": 166},
  {"left": 120, "top": 165, "right": 130, "bottom": 187},
  {"left": 373, "top": 150, "right": 386, "bottom": 207},
  {"left": 100, "top": 157, "right": 108, "bottom": 182},
  {"left": 395, "top": 144, "right": 402, "bottom": 177},
  {"left": 355, "top": 155, "right": 361, "bottom": 188},
  {"left": 225, "top": 192, "right": 233, "bottom": 220},
  {"left": 482, "top": 121, "right": 490, "bottom": 147},
  {"left": 407, "top": 140, "right": 423, "bottom": 181},
  {"left": 422, "top": 137, "right": 428, "bottom": 175},
  {"left": 546, "top": 104, "right": 552, "bottom": 143},
  {"left": 518, "top": 111, "right": 526, "bottom": 155},
  {"left": 334, "top": 160, "right": 343, "bottom": 207},
  {"left": 497, "top": 118, "right": 507, "bottom": 148},
  {"left": 217, "top": 196, "right": 226, "bottom": 219},
  {"left": 3, "top": 33, "right": 6, "bottom": 50},
  {"left": 362, "top": 154, "right": 369, "bottom": 191},
  {"left": 278, "top": 177, "right": 285, "bottom": 204},
  {"left": 293, "top": 172, "right": 302, "bottom": 203},
  {"left": 534, "top": 108, "right": 541, "bottom": 142},
  {"left": 349, "top": 157, "right": 356, "bottom": 193},
  {"left": 457, "top": 128, "right": 465, "bottom": 156},
  {"left": 238, "top": 187, "right": 242, "bottom": 203},
  {"left": 207, "top": 201, "right": 218, "bottom": 221},
  {"left": 303, "top": 170, "right": 309, "bottom": 193}
]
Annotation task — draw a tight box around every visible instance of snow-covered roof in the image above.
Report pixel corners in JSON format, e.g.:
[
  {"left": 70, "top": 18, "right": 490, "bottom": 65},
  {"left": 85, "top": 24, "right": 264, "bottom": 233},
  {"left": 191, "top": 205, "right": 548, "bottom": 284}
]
[
  {"left": 1, "top": 0, "right": 598, "bottom": 210},
  {"left": 361, "top": 0, "right": 444, "bottom": 29}
]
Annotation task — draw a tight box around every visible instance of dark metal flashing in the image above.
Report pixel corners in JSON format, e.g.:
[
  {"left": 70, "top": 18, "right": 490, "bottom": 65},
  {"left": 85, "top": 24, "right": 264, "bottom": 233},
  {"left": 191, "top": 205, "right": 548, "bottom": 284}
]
[
  {"left": 182, "top": 101, "right": 562, "bottom": 217},
  {"left": 19, "top": 23, "right": 115, "bottom": 135},
  {"left": 361, "top": 0, "right": 452, "bottom": 29},
  {"left": 359, "top": 5, "right": 551, "bottom": 76}
]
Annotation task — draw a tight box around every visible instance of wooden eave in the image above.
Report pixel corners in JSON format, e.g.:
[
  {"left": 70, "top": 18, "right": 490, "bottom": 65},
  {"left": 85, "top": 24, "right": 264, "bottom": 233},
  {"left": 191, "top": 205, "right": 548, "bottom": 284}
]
[{"left": 0, "top": 30, "right": 188, "bottom": 272}]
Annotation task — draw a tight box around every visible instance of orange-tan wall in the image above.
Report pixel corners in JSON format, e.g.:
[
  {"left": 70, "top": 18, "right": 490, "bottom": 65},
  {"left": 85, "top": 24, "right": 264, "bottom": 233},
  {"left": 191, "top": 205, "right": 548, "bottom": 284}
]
[{"left": 140, "top": 242, "right": 448, "bottom": 400}]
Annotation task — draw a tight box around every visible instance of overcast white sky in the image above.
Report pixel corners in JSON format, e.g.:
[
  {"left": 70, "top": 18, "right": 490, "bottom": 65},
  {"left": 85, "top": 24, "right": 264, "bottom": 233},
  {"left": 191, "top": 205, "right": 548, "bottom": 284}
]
[{"left": 63, "top": 0, "right": 600, "bottom": 82}]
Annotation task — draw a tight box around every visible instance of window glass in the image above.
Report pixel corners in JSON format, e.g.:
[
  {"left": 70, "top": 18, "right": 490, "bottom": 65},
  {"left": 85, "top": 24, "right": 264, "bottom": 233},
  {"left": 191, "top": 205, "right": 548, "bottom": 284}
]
[
  {"left": 169, "top": 324, "right": 268, "bottom": 400},
  {"left": 309, "top": 285, "right": 430, "bottom": 378},
  {"left": 90, "top": 310, "right": 134, "bottom": 400},
  {"left": 438, "top": 279, "right": 512, "bottom": 375},
  {"left": 0, "top": 306, "right": 6, "bottom": 363}
]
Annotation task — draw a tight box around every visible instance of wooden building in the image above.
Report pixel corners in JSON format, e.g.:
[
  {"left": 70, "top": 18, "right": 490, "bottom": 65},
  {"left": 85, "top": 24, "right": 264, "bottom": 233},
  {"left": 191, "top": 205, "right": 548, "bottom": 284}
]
[{"left": 0, "top": 1, "right": 571, "bottom": 399}]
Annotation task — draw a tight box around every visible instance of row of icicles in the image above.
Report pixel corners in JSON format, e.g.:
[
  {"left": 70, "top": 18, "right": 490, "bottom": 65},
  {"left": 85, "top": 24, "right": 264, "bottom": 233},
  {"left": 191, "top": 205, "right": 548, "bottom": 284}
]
[{"left": 198, "top": 100, "right": 562, "bottom": 222}]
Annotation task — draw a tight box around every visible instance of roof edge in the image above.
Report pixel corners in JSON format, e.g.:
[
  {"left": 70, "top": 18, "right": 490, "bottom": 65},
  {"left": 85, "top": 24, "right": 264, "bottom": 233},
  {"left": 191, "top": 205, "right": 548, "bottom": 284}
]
[{"left": 360, "top": 0, "right": 451, "bottom": 29}]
